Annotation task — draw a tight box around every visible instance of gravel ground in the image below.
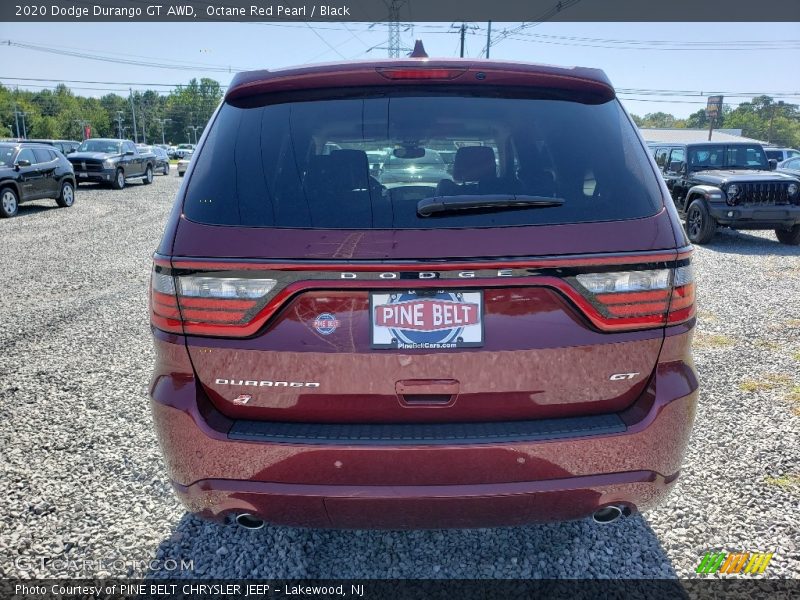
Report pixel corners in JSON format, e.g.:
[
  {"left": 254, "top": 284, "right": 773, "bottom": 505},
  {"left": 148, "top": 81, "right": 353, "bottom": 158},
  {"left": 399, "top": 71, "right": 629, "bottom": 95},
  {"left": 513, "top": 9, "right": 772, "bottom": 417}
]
[{"left": 1, "top": 173, "right": 798, "bottom": 580}]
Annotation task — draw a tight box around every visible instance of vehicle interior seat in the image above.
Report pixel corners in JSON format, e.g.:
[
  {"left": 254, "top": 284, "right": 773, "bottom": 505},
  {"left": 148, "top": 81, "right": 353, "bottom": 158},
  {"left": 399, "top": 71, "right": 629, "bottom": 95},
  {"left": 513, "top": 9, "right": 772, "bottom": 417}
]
[
  {"left": 436, "top": 146, "right": 500, "bottom": 196},
  {"left": 303, "top": 149, "right": 384, "bottom": 227}
]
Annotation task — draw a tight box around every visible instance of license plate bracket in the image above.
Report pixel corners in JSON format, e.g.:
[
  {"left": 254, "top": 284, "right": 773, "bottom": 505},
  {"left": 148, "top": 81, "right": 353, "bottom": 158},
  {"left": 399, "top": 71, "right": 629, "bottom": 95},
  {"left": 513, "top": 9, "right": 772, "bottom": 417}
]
[{"left": 370, "top": 290, "right": 484, "bottom": 350}]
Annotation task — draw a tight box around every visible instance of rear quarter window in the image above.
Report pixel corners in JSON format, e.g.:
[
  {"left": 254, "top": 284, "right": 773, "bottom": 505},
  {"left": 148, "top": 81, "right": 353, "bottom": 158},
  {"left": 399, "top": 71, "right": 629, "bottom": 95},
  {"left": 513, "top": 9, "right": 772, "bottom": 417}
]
[{"left": 184, "top": 90, "right": 663, "bottom": 229}]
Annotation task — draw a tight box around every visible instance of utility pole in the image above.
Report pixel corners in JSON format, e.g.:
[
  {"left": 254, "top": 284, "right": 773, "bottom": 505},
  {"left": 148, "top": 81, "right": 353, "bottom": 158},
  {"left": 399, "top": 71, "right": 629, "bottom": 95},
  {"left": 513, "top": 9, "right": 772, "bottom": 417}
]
[
  {"left": 486, "top": 21, "right": 492, "bottom": 58},
  {"left": 459, "top": 23, "right": 466, "bottom": 57},
  {"left": 20, "top": 111, "right": 28, "bottom": 138},
  {"left": 187, "top": 125, "right": 201, "bottom": 145},
  {"left": 141, "top": 111, "right": 146, "bottom": 144},
  {"left": 385, "top": 0, "right": 407, "bottom": 58},
  {"left": 157, "top": 118, "right": 171, "bottom": 145},
  {"left": 115, "top": 111, "right": 124, "bottom": 139},
  {"left": 768, "top": 101, "right": 784, "bottom": 144},
  {"left": 13, "top": 105, "right": 21, "bottom": 138},
  {"left": 129, "top": 88, "right": 138, "bottom": 143}
]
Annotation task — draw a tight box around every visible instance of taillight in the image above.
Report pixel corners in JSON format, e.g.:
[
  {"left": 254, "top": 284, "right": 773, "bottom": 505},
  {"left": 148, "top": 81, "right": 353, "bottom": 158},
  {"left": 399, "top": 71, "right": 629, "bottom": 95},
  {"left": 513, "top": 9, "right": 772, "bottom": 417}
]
[
  {"left": 375, "top": 67, "right": 468, "bottom": 80},
  {"left": 149, "top": 265, "right": 277, "bottom": 336},
  {"left": 571, "top": 262, "right": 695, "bottom": 330}
]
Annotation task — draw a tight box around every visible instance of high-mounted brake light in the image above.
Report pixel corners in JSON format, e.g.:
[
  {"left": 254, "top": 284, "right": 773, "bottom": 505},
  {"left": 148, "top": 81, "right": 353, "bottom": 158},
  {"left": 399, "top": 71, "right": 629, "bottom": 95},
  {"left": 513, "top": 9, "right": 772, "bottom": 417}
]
[
  {"left": 150, "top": 267, "right": 277, "bottom": 335},
  {"left": 375, "top": 67, "right": 468, "bottom": 80},
  {"left": 572, "top": 262, "right": 695, "bottom": 330}
]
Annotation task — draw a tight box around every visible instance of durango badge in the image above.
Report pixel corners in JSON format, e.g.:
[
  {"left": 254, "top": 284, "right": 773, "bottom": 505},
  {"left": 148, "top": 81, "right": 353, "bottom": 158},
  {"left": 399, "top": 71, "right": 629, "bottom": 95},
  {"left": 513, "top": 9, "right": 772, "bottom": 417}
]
[{"left": 371, "top": 291, "right": 483, "bottom": 350}]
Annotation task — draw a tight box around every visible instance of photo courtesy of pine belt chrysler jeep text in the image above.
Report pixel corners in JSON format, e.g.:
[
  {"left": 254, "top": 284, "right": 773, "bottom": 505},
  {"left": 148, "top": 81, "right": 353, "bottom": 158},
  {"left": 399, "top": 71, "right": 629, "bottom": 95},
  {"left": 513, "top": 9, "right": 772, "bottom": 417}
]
[{"left": 149, "top": 46, "right": 699, "bottom": 529}]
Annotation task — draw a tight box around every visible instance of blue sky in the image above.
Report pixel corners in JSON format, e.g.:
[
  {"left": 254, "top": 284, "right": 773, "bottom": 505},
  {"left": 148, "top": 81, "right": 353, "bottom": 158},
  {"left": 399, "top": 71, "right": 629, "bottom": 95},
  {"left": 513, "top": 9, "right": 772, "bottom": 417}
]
[{"left": 0, "top": 21, "right": 797, "bottom": 118}]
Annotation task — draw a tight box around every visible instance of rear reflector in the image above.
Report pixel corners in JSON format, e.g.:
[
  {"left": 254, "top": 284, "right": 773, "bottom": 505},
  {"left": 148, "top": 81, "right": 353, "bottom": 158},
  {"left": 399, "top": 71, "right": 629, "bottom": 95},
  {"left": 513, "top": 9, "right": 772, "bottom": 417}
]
[{"left": 375, "top": 67, "right": 468, "bottom": 80}]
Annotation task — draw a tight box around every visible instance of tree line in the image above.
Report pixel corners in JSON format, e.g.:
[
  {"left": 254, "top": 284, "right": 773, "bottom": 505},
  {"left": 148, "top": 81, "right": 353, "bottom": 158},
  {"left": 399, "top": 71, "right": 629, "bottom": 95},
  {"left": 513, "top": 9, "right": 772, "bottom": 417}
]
[
  {"left": 630, "top": 95, "right": 800, "bottom": 147},
  {"left": 0, "top": 78, "right": 223, "bottom": 145},
  {"left": 1, "top": 82, "right": 798, "bottom": 149}
]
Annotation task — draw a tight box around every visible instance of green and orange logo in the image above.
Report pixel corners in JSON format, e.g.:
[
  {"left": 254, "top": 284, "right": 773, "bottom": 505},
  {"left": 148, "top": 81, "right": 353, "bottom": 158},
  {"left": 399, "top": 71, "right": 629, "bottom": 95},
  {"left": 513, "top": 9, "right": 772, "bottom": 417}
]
[{"left": 696, "top": 551, "right": 774, "bottom": 575}]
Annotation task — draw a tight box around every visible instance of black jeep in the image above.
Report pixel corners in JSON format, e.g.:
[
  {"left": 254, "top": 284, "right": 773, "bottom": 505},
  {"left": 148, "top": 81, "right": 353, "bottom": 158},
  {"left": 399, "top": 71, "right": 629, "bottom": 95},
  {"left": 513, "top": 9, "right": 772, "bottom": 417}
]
[{"left": 650, "top": 141, "right": 800, "bottom": 244}]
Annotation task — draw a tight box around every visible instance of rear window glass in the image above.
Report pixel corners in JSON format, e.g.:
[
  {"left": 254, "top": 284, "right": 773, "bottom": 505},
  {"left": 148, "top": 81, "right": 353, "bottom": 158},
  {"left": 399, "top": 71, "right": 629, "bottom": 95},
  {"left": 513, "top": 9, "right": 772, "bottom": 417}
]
[{"left": 184, "top": 91, "right": 662, "bottom": 229}]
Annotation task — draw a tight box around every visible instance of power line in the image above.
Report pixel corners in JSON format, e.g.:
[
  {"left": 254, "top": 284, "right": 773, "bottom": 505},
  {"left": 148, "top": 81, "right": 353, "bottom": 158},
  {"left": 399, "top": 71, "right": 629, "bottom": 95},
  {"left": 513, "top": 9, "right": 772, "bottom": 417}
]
[{"left": 1, "top": 39, "right": 251, "bottom": 73}]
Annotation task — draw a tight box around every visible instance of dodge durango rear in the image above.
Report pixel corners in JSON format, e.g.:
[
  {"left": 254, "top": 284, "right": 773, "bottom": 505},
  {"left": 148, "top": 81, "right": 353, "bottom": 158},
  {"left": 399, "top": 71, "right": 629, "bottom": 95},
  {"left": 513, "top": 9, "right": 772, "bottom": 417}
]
[{"left": 149, "top": 50, "right": 698, "bottom": 529}]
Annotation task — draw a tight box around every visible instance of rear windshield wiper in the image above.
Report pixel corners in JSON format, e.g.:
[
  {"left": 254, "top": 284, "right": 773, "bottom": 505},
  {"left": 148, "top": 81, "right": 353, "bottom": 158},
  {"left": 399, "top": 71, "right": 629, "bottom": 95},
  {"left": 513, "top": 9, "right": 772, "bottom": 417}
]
[{"left": 417, "top": 194, "right": 565, "bottom": 217}]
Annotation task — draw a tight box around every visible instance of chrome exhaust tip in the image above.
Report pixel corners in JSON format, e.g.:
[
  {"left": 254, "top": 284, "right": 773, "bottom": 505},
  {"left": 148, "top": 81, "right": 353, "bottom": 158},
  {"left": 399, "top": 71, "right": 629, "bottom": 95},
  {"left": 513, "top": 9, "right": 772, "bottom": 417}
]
[
  {"left": 592, "top": 505, "right": 624, "bottom": 524},
  {"left": 235, "top": 513, "right": 265, "bottom": 530}
]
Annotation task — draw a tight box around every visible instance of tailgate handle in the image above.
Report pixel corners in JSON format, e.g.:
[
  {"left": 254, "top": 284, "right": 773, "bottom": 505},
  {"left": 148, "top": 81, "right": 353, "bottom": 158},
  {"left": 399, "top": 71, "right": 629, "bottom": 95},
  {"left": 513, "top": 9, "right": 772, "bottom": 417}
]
[
  {"left": 396, "top": 379, "right": 459, "bottom": 406},
  {"left": 396, "top": 379, "right": 460, "bottom": 395}
]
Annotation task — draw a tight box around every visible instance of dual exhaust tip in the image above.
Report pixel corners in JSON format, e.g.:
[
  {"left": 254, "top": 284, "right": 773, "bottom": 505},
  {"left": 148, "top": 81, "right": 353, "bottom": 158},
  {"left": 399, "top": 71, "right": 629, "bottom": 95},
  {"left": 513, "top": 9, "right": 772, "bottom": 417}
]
[{"left": 234, "top": 506, "right": 628, "bottom": 529}]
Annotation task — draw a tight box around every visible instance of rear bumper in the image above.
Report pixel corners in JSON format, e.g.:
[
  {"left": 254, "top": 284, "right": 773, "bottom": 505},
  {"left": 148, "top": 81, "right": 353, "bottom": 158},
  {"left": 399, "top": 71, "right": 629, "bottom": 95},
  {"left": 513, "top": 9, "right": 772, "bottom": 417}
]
[
  {"left": 150, "top": 329, "right": 698, "bottom": 529},
  {"left": 707, "top": 201, "right": 800, "bottom": 227}
]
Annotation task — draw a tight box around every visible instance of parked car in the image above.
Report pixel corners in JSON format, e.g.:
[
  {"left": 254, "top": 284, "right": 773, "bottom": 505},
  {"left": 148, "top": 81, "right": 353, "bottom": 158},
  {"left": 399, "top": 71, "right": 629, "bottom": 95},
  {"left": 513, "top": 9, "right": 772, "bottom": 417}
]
[
  {"left": 66, "top": 138, "right": 155, "bottom": 189},
  {"left": 764, "top": 147, "right": 800, "bottom": 163},
  {"left": 172, "top": 143, "right": 196, "bottom": 159},
  {"left": 379, "top": 148, "right": 451, "bottom": 187},
  {"left": 28, "top": 139, "right": 81, "bottom": 155},
  {"left": 149, "top": 52, "right": 698, "bottom": 530},
  {"left": 137, "top": 145, "right": 170, "bottom": 175},
  {"left": 0, "top": 141, "right": 76, "bottom": 218},
  {"left": 650, "top": 142, "right": 800, "bottom": 244},
  {"left": 176, "top": 151, "right": 192, "bottom": 176},
  {"left": 777, "top": 156, "right": 800, "bottom": 178}
]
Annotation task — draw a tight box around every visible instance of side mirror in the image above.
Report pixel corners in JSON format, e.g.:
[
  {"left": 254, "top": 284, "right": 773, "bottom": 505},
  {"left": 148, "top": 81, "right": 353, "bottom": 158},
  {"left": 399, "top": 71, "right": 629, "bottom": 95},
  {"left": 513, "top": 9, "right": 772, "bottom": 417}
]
[
  {"left": 768, "top": 159, "right": 778, "bottom": 171},
  {"left": 668, "top": 160, "right": 684, "bottom": 174},
  {"left": 67, "top": 148, "right": 76, "bottom": 154},
  {"left": 125, "top": 150, "right": 135, "bottom": 156},
  {"left": 15, "top": 159, "right": 31, "bottom": 168}
]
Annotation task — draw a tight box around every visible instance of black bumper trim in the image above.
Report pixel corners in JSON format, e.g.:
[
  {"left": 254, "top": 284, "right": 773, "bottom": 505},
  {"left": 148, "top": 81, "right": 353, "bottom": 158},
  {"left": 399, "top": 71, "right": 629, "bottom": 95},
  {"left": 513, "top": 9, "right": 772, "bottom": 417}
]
[{"left": 228, "top": 413, "right": 627, "bottom": 446}]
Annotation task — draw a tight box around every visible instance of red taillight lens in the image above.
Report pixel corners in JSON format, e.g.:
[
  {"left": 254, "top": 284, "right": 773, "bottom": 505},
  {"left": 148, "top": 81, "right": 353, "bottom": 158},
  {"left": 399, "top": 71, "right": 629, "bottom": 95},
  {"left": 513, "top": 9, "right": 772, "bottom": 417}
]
[
  {"left": 375, "top": 67, "right": 468, "bottom": 80},
  {"left": 149, "top": 266, "right": 277, "bottom": 336},
  {"left": 572, "top": 263, "right": 695, "bottom": 330}
]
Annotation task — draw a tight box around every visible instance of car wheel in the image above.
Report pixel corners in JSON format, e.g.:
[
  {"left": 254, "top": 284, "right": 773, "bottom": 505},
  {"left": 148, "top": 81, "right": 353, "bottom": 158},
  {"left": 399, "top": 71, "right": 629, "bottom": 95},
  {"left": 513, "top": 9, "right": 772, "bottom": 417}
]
[
  {"left": 56, "top": 180, "right": 75, "bottom": 208},
  {"left": 163, "top": 164, "right": 170, "bottom": 175},
  {"left": 112, "top": 168, "right": 126, "bottom": 190},
  {"left": 1, "top": 187, "right": 19, "bottom": 218},
  {"left": 143, "top": 165, "right": 154, "bottom": 185},
  {"left": 775, "top": 225, "right": 800, "bottom": 245},
  {"left": 685, "top": 199, "right": 716, "bottom": 244}
]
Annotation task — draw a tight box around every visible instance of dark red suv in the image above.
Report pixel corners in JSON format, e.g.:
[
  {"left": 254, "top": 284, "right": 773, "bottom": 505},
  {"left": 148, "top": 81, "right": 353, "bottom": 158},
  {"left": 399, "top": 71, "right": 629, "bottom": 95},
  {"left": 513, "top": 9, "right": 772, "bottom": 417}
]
[{"left": 149, "top": 53, "right": 698, "bottom": 529}]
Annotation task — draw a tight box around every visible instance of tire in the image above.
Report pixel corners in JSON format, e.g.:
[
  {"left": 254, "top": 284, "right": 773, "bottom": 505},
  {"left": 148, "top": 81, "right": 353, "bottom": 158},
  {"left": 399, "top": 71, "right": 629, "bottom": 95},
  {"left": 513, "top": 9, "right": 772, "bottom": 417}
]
[
  {"left": 143, "top": 165, "right": 153, "bottom": 185},
  {"left": 111, "top": 168, "right": 126, "bottom": 190},
  {"left": 56, "top": 180, "right": 75, "bottom": 208},
  {"left": 1, "top": 186, "right": 19, "bottom": 218},
  {"left": 178, "top": 171, "right": 185, "bottom": 177},
  {"left": 775, "top": 225, "right": 800, "bottom": 245},
  {"left": 162, "top": 164, "right": 169, "bottom": 176},
  {"left": 685, "top": 199, "right": 717, "bottom": 244}
]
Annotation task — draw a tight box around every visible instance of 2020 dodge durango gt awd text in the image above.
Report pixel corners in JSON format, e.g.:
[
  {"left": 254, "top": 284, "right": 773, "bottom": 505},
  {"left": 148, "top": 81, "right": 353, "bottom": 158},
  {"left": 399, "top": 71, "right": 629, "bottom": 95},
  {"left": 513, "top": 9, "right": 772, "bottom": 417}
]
[{"left": 149, "top": 56, "right": 699, "bottom": 529}]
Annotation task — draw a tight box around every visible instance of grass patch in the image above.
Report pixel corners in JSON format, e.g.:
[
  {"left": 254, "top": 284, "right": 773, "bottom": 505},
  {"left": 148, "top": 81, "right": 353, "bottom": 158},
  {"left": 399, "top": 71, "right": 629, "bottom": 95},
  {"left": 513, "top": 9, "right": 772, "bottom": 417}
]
[
  {"left": 696, "top": 310, "right": 718, "bottom": 323},
  {"left": 738, "top": 373, "right": 793, "bottom": 393},
  {"left": 788, "top": 386, "right": 800, "bottom": 415},
  {"left": 764, "top": 475, "right": 800, "bottom": 489},
  {"left": 693, "top": 332, "right": 735, "bottom": 349},
  {"left": 786, "top": 319, "right": 800, "bottom": 329},
  {"left": 754, "top": 340, "right": 781, "bottom": 352},
  {"left": 793, "top": 351, "right": 800, "bottom": 362}
]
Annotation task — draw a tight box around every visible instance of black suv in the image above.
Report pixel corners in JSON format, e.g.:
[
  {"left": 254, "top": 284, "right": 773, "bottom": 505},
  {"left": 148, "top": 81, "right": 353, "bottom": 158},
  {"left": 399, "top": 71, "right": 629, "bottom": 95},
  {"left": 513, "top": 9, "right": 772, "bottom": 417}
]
[
  {"left": 67, "top": 138, "right": 155, "bottom": 189},
  {"left": 650, "top": 142, "right": 800, "bottom": 244},
  {"left": 0, "top": 142, "right": 76, "bottom": 218},
  {"left": 28, "top": 139, "right": 81, "bottom": 155}
]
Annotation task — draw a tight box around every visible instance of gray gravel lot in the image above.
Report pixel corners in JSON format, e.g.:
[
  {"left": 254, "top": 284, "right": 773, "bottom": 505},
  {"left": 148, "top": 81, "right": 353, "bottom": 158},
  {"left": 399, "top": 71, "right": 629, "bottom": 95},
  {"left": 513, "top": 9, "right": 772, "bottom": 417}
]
[{"left": 1, "top": 173, "right": 798, "bottom": 580}]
